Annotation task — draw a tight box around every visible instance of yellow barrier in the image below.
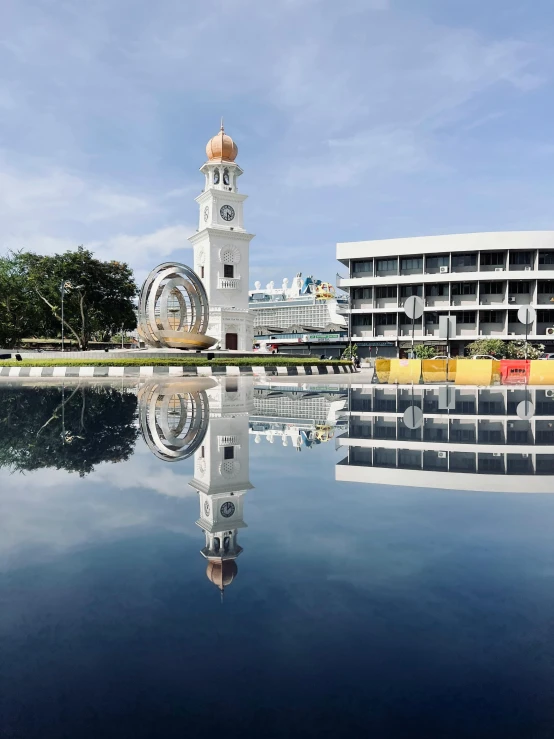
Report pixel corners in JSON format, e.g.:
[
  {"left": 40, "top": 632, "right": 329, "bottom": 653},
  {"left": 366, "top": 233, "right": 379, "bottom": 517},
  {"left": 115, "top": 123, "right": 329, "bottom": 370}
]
[
  {"left": 422, "top": 359, "right": 447, "bottom": 383},
  {"left": 455, "top": 359, "right": 499, "bottom": 385},
  {"left": 529, "top": 360, "right": 554, "bottom": 385},
  {"left": 375, "top": 358, "right": 391, "bottom": 383},
  {"left": 448, "top": 358, "right": 457, "bottom": 382},
  {"left": 388, "top": 359, "right": 422, "bottom": 384}
]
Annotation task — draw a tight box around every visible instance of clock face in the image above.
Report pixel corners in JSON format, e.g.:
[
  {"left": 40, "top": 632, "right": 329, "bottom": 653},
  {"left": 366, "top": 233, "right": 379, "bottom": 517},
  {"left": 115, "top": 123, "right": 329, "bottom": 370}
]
[
  {"left": 220, "top": 501, "right": 236, "bottom": 518},
  {"left": 204, "top": 500, "right": 210, "bottom": 516},
  {"left": 203, "top": 205, "right": 209, "bottom": 222},
  {"left": 220, "top": 204, "right": 235, "bottom": 222}
]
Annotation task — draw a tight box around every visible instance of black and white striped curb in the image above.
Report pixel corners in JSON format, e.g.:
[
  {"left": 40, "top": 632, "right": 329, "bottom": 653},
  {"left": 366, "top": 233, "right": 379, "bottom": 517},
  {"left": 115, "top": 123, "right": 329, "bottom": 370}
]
[{"left": 0, "top": 364, "right": 354, "bottom": 378}]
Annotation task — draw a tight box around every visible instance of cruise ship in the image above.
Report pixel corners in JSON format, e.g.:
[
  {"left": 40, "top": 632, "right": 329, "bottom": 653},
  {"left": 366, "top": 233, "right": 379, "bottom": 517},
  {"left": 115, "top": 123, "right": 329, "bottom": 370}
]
[{"left": 249, "top": 273, "right": 348, "bottom": 335}]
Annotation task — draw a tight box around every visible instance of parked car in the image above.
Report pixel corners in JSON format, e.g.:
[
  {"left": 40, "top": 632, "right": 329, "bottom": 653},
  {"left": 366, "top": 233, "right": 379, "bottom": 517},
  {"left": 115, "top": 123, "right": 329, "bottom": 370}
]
[
  {"left": 540, "top": 353, "right": 554, "bottom": 360},
  {"left": 471, "top": 354, "right": 496, "bottom": 360},
  {"left": 432, "top": 355, "right": 449, "bottom": 360}
]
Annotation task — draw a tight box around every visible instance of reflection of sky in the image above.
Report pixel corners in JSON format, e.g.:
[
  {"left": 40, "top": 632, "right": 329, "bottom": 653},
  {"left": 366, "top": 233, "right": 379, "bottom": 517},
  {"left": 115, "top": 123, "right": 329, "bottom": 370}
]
[{"left": 1, "top": 384, "right": 554, "bottom": 737}]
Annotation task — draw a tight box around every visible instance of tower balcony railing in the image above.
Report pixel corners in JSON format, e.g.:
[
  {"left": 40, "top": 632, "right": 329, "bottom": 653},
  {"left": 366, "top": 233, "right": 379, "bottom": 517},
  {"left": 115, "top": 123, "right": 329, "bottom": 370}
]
[{"left": 218, "top": 276, "right": 240, "bottom": 289}]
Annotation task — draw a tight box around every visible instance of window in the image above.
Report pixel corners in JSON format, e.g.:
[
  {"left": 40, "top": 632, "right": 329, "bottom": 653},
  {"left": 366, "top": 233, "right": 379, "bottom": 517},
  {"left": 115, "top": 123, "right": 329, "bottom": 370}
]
[
  {"left": 451, "top": 282, "right": 476, "bottom": 295},
  {"left": 538, "top": 280, "right": 554, "bottom": 292},
  {"left": 352, "top": 314, "right": 372, "bottom": 326},
  {"left": 352, "top": 260, "right": 372, "bottom": 274},
  {"left": 353, "top": 287, "right": 372, "bottom": 299},
  {"left": 375, "top": 313, "right": 397, "bottom": 325},
  {"left": 426, "top": 284, "right": 448, "bottom": 297},
  {"left": 226, "top": 377, "right": 238, "bottom": 393},
  {"left": 459, "top": 311, "right": 476, "bottom": 324},
  {"left": 224, "top": 264, "right": 234, "bottom": 278},
  {"left": 223, "top": 168, "right": 230, "bottom": 185},
  {"left": 509, "top": 251, "right": 532, "bottom": 266},
  {"left": 213, "top": 168, "right": 220, "bottom": 184},
  {"left": 539, "top": 251, "right": 554, "bottom": 265},
  {"left": 400, "top": 285, "right": 423, "bottom": 298},
  {"left": 200, "top": 266, "right": 205, "bottom": 279},
  {"left": 400, "top": 257, "right": 422, "bottom": 271},
  {"left": 452, "top": 253, "right": 477, "bottom": 269},
  {"left": 480, "top": 251, "right": 505, "bottom": 266},
  {"left": 376, "top": 285, "right": 397, "bottom": 299},
  {"left": 201, "top": 446, "right": 205, "bottom": 458},
  {"left": 537, "top": 310, "right": 554, "bottom": 322},
  {"left": 481, "top": 310, "right": 503, "bottom": 322},
  {"left": 376, "top": 258, "right": 397, "bottom": 272},
  {"left": 509, "top": 281, "right": 530, "bottom": 294},
  {"left": 426, "top": 255, "right": 449, "bottom": 269},
  {"left": 480, "top": 281, "right": 503, "bottom": 294},
  {"left": 223, "top": 446, "right": 234, "bottom": 460},
  {"left": 424, "top": 312, "right": 439, "bottom": 324}
]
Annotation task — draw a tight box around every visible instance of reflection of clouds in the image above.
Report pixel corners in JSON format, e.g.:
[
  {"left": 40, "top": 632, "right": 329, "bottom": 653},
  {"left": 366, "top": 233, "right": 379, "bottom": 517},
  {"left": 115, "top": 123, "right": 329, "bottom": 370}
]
[{"left": 0, "top": 443, "right": 196, "bottom": 571}]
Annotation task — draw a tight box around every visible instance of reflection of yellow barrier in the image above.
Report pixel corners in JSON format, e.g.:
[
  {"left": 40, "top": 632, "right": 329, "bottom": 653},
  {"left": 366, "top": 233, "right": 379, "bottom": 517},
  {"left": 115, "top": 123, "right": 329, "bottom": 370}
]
[
  {"left": 388, "top": 359, "right": 422, "bottom": 384},
  {"left": 375, "top": 358, "right": 390, "bottom": 383},
  {"left": 529, "top": 360, "right": 554, "bottom": 385},
  {"left": 422, "top": 359, "right": 447, "bottom": 383},
  {"left": 455, "top": 359, "right": 499, "bottom": 385}
]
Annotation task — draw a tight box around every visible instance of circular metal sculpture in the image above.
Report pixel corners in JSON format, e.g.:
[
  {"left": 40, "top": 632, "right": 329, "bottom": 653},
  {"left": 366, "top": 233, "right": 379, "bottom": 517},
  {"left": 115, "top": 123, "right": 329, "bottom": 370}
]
[
  {"left": 138, "top": 262, "right": 216, "bottom": 350},
  {"left": 139, "top": 381, "right": 210, "bottom": 462}
]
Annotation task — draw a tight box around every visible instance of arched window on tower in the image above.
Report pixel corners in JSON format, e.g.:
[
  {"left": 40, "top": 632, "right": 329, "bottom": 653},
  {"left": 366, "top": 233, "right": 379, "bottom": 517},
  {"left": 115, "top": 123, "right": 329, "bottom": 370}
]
[
  {"left": 213, "top": 537, "right": 221, "bottom": 553},
  {"left": 223, "top": 168, "right": 230, "bottom": 186},
  {"left": 223, "top": 536, "right": 230, "bottom": 553},
  {"left": 213, "top": 168, "right": 220, "bottom": 185}
]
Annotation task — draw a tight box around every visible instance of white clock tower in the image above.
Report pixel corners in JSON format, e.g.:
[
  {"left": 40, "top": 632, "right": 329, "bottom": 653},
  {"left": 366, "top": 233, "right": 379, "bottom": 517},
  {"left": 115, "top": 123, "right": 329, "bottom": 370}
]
[
  {"left": 188, "top": 123, "right": 254, "bottom": 351},
  {"left": 189, "top": 376, "right": 254, "bottom": 597}
]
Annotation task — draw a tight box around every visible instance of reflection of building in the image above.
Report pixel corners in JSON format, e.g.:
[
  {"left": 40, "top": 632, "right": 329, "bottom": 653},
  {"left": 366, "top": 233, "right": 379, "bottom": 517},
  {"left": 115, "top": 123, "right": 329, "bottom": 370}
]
[
  {"left": 189, "top": 377, "right": 254, "bottom": 596},
  {"left": 138, "top": 380, "right": 211, "bottom": 461},
  {"left": 336, "top": 231, "right": 554, "bottom": 358},
  {"left": 189, "top": 124, "right": 254, "bottom": 351},
  {"left": 336, "top": 385, "right": 554, "bottom": 492},
  {"left": 249, "top": 384, "right": 347, "bottom": 450}
]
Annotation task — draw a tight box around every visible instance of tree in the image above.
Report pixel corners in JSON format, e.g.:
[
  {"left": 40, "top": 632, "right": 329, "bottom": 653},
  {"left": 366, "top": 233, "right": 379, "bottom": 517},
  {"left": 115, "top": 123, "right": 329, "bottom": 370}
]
[
  {"left": 22, "top": 246, "right": 138, "bottom": 349},
  {"left": 466, "top": 338, "right": 507, "bottom": 358},
  {"left": 413, "top": 344, "right": 436, "bottom": 359},
  {"left": 0, "top": 252, "right": 44, "bottom": 348},
  {"left": 0, "top": 385, "right": 139, "bottom": 476},
  {"left": 341, "top": 343, "right": 359, "bottom": 360},
  {"left": 504, "top": 340, "right": 545, "bottom": 360},
  {"left": 466, "top": 338, "right": 544, "bottom": 359}
]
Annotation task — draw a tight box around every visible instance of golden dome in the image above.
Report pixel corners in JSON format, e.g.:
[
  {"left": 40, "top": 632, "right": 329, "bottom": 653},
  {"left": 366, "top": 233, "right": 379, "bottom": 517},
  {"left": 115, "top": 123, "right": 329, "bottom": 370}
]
[
  {"left": 205, "top": 122, "right": 238, "bottom": 163},
  {"left": 206, "top": 560, "right": 238, "bottom": 590}
]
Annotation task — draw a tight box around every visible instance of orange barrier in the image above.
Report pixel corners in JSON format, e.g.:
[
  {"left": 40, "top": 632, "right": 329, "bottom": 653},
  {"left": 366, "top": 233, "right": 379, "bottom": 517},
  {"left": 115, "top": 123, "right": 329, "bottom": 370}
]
[
  {"left": 388, "top": 359, "right": 422, "bottom": 384},
  {"left": 500, "top": 359, "right": 530, "bottom": 384},
  {"left": 375, "top": 358, "right": 391, "bottom": 383},
  {"left": 528, "top": 360, "right": 554, "bottom": 385},
  {"left": 422, "top": 359, "right": 447, "bottom": 383}
]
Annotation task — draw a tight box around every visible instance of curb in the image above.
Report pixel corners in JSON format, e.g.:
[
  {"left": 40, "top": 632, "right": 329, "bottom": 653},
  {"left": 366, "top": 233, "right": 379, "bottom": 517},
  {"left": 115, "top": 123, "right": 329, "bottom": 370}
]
[{"left": 0, "top": 364, "right": 354, "bottom": 379}]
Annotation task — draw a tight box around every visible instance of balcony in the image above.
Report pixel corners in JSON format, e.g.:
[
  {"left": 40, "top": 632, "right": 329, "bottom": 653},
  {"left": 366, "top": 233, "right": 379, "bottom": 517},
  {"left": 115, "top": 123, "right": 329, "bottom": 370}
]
[{"left": 218, "top": 277, "right": 240, "bottom": 289}]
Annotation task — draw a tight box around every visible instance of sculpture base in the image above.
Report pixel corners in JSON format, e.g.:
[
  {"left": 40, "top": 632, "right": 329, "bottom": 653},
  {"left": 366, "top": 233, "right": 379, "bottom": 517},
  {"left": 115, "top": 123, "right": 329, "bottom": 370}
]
[{"left": 151, "top": 332, "right": 218, "bottom": 351}]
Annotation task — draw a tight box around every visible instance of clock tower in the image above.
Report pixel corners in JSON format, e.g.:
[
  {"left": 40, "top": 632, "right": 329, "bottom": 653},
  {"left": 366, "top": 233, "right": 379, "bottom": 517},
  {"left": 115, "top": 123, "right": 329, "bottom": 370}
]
[
  {"left": 188, "top": 123, "right": 254, "bottom": 351},
  {"left": 189, "top": 376, "right": 254, "bottom": 597}
]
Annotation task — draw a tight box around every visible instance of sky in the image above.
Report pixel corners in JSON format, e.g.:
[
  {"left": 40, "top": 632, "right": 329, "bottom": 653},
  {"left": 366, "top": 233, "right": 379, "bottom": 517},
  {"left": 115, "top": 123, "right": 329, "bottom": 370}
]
[{"left": 1, "top": 0, "right": 554, "bottom": 287}]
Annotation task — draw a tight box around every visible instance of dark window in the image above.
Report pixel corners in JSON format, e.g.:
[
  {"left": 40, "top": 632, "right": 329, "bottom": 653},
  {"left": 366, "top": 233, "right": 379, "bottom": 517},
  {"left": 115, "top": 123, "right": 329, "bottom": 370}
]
[
  {"left": 539, "top": 251, "right": 554, "bottom": 265},
  {"left": 426, "top": 283, "right": 448, "bottom": 296},
  {"left": 353, "top": 287, "right": 372, "bottom": 299},
  {"left": 481, "top": 310, "right": 503, "bottom": 322},
  {"left": 352, "top": 260, "right": 373, "bottom": 274},
  {"left": 480, "top": 281, "right": 503, "bottom": 294},
  {"left": 352, "top": 314, "right": 372, "bottom": 326},
  {"left": 224, "top": 446, "right": 234, "bottom": 460},
  {"left": 537, "top": 310, "right": 554, "bottom": 322},
  {"left": 425, "top": 312, "right": 439, "bottom": 324},
  {"left": 451, "top": 282, "right": 476, "bottom": 295},
  {"left": 538, "top": 280, "right": 554, "bottom": 292},
  {"left": 213, "top": 169, "right": 220, "bottom": 184},
  {"left": 480, "top": 252, "right": 505, "bottom": 266},
  {"left": 223, "top": 168, "right": 230, "bottom": 185},
  {"left": 224, "top": 264, "right": 234, "bottom": 278},
  {"left": 509, "top": 281, "right": 530, "bottom": 294},
  {"left": 400, "top": 257, "right": 422, "bottom": 271},
  {"left": 459, "top": 311, "right": 476, "bottom": 324},
  {"left": 376, "top": 258, "right": 397, "bottom": 272},
  {"left": 509, "top": 251, "right": 532, "bottom": 266},
  {"left": 375, "top": 313, "right": 397, "bottom": 326},
  {"left": 376, "top": 285, "right": 397, "bottom": 299},
  {"left": 400, "top": 285, "right": 423, "bottom": 297},
  {"left": 426, "top": 255, "right": 449, "bottom": 268},
  {"left": 200, "top": 446, "right": 205, "bottom": 458},
  {"left": 200, "top": 266, "right": 205, "bottom": 278},
  {"left": 452, "top": 253, "right": 477, "bottom": 269},
  {"left": 225, "top": 377, "right": 238, "bottom": 393}
]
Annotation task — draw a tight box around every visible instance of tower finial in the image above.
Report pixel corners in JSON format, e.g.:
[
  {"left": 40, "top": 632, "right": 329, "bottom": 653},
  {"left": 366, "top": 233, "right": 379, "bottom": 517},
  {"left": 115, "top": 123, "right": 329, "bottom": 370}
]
[{"left": 220, "top": 117, "right": 224, "bottom": 132}]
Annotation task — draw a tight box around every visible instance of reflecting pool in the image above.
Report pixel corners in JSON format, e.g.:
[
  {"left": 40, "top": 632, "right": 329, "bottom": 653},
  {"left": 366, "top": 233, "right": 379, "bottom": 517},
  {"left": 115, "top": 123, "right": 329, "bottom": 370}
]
[{"left": 1, "top": 378, "right": 554, "bottom": 738}]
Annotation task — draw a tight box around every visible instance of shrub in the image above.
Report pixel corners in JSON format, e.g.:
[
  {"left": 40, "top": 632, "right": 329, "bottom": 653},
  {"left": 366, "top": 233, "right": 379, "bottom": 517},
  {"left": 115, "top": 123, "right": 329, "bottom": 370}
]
[{"left": 413, "top": 344, "right": 436, "bottom": 359}]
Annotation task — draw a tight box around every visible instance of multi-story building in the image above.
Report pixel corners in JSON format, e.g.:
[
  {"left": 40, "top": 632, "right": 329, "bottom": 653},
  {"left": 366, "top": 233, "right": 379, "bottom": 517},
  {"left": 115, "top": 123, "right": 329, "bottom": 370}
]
[{"left": 336, "top": 231, "right": 554, "bottom": 358}]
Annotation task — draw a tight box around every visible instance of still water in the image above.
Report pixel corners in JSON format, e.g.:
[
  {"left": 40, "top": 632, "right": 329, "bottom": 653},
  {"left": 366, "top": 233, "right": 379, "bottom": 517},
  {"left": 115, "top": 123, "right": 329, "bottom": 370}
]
[{"left": 1, "top": 377, "right": 554, "bottom": 738}]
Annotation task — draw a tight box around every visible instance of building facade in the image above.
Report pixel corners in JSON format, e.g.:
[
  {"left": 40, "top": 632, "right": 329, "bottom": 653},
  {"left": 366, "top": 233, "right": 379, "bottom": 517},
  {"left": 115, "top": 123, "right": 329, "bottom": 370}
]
[
  {"left": 336, "top": 231, "right": 554, "bottom": 357},
  {"left": 189, "top": 124, "right": 254, "bottom": 351}
]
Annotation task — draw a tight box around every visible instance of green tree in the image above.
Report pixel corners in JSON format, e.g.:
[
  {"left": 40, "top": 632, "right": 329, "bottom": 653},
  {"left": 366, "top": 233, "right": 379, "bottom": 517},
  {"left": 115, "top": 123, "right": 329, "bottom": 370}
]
[
  {"left": 22, "top": 246, "right": 138, "bottom": 349},
  {"left": 0, "top": 252, "right": 44, "bottom": 348},
  {"left": 466, "top": 338, "right": 544, "bottom": 359},
  {"left": 341, "top": 343, "right": 359, "bottom": 360},
  {"left": 413, "top": 344, "right": 436, "bottom": 359},
  {"left": 466, "top": 338, "right": 508, "bottom": 358},
  {"left": 504, "top": 340, "right": 544, "bottom": 360},
  {"left": 0, "top": 385, "right": 139, "bottom": 476}
]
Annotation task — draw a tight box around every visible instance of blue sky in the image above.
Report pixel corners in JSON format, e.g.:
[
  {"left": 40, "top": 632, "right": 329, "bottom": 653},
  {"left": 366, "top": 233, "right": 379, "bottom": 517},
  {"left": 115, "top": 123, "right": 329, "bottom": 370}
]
[{"left": 1, "top": 0, "right": 553, "bottom": 286}]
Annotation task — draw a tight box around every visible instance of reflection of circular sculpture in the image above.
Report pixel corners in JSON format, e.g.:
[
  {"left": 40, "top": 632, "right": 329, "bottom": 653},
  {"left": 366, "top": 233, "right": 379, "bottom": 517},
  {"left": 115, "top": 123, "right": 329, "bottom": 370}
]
[
  {"left": 220, "top": 246, "right": 241, "bottom": 265},
  {"left": 138, "top": 262, "right": 216, "bottom": 350},
  {"left": 139, "top": 382, "right": 209, "bottom": 462}
]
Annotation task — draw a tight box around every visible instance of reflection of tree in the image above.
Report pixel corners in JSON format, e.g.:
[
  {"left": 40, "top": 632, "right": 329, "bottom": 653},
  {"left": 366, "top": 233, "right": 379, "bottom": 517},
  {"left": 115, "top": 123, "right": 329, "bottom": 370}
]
[{"left": 0, "top": 386, "right": 139, "bottom": 476}]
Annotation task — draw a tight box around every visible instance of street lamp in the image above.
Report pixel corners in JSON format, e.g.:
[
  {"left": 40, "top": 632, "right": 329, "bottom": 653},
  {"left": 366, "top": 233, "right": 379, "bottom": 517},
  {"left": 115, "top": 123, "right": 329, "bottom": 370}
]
[{"left": 60, "top": 281, "right": 84, "bottom": 352}]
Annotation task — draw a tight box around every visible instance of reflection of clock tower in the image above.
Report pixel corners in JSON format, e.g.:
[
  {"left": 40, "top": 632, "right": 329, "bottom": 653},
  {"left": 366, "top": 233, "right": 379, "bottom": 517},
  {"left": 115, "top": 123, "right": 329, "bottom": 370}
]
[
  {"left": 188, "top": 123, "right": 254, "bottom": 351},
  {"left": 189, "top": 376, "right": 254, "bottom": 597}
]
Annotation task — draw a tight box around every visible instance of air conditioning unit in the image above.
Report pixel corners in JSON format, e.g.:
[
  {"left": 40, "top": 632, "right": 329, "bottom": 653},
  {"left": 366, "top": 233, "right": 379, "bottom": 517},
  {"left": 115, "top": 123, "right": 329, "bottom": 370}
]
[
  {"left": 547, "top": 327, "right": 554, "bottom": 335},
  {"left": 524, "top": 267, "right": 531, "bottom": 271},
  {"left": 546, "top": 389, "right": 554, "bottom": 398},
  {"left": 522, "top": 454, "right": 529, "bottom": 458},
  {"left": 438, "top": 451, "right": 447, "bottom": 458},
  {"left": 495, "top": 267, "right": 504, "bottom": 272},
  {"left": 509, "top": 297, "right": 516, "bottom": 303},
  {"left": 493, "top": 453, "right": 502, "bottom": 457},
  {"left": 508, "top": 422, "right": 515, "bottom": 428},
  {"left": 440, "top": 266, "right": 449, "bottom": 274},
  {"left": 510, "top": 332, "right": 516, "bottom": 336}
]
